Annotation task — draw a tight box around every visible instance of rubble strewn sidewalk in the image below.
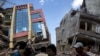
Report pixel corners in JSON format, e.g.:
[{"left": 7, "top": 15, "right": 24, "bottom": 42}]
[{"left": 57, "top": 50, "right": 100, "bottom": 56}]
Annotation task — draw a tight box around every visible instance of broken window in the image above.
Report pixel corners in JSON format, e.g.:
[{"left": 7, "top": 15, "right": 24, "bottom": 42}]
[
  {"left": 95, "top": 25, "right": 100, "bottom": 33},
  {"left": 68, "top": 39, "right": 72, "bottom": 45},
  {"left": 80, "top": 21, "right": 92, "bottom": 31},
  {"left": 71, "top": 10, "right": 77, "bottom": 17},
  {"left": 57, "top": 40, "right": 60, "bottom": 48},
  {"left": 58, "top": 41, "right": 60, "bottom": 44},
  {"left": 80, "top": 21, "right": 85, "bottom": 30},
  {"left": 62, "top": 29, "right": 64, "bottom": 34},
  {"left": 87, "top": 23, "right": 92, "bottom": 31},
  {"left": 62, "top": 45, "right": 65, "bottom": 50}
]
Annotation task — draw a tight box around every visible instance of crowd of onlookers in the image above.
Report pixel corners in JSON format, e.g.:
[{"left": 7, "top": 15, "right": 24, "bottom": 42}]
[
  {"left": 10, "top": 41, "right": 57, "bottom": 56},
  {"left": 0, "top": 41, "right": 100, "bottom": 56}
]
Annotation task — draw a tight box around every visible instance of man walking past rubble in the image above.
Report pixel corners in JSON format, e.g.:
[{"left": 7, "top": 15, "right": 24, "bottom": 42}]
[{"left": 74, "top": 42, "right": 89, "bottom": 56}]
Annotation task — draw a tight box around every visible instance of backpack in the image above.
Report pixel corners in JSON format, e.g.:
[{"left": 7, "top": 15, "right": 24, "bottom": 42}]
[{"left": 13, "top": 50, "right": 21, "bottom": 56}]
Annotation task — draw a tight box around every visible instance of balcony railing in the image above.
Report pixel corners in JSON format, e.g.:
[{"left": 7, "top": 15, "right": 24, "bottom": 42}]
[
  {"left": 80, "top": 13, "right": 100, "bottom": 23},
  {"left": 3, "top": 19, "right": 11, "bottom": 25},
  {"left": 79, "top": 29, "right": 100, "bottom": 39}
]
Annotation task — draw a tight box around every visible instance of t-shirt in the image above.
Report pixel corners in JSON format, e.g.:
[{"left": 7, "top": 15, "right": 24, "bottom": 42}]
[
  {"left": 35, "top": 52, "right": 48, "bottom": 56},
  {"left": 13, "top": 50, "right": 20, "bottom": 56},
  {"left": 87, "top": 52, "right": 96, "bottom": 56},
  {"left": 76, "top": 53, "right": 89, "bottom": 56},
  {"left": 19, "top": 49, "right": 24, "bottom": 56}
]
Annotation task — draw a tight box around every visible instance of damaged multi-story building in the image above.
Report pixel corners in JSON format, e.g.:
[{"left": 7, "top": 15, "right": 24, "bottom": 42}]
[
  {"left": 0, "top": 7, "right": 10, "bottom": 52},
  {"left": 5, "top": 4, "right": 51, "bottom": 50},
  {"left": 0, "top": 0, "right": 51, "bottom": 52},
  {"left": 56, "top": 0, "right": 100, "bottom": 53}
]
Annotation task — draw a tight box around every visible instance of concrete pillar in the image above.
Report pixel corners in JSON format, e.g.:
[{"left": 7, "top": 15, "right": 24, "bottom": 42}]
[
  {"left": 97, "top": 43, "right": 99, "bottom": 52},
  {"left": 96, "top": 44, "right": 99, "bottom": 52},
  {"left": 71, "top": 36, "right": 77, "bottom": 47},
  {"left": 92, "top": 24, "right": 95, "bottom": 31},
  {"left": 85, "top": 22, "right": 87, "bottom": 31},
  {"left": 66, "top": 38, "right": 69, "bottom": 45},
  {"left": 94, "top": 42, "right": 99, "bottom": 52}
]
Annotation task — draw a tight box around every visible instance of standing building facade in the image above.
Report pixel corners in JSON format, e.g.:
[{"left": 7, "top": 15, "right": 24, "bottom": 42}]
[{"left": 31, "top": 9, "right": 50, "bottom": 49}]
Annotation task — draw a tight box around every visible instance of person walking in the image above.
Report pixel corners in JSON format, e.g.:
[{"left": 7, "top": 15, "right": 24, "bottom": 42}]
[
  {"left": 35, "top": 47, "right": 48, "bottom": 56},
  {"left": 73, "top": 42, "right": 89, "bottom": 56},
  {"left": 13, "top": 41, "right": 27, "bottom": 56},
  {"left": 46, "top": 44, "right": 57, "bottom": 56},
  {"left": 84, "top": 45, "right": 96, "bottom": 56}
]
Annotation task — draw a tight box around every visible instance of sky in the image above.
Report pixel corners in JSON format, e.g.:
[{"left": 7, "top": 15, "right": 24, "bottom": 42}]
[{"left": 3, "top": 0, "right": 83, "bottom": 45}]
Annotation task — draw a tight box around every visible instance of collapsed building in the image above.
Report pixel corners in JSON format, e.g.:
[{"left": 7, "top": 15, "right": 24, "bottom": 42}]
[
  {"left": 0, "top": 8, "right": 9, "bottom": 51},
  {"left": 56, "top": 0, "right": 100, "bottom": 54}
]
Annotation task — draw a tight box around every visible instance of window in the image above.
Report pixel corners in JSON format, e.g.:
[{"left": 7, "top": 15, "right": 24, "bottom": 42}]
[
  {"left": 80, "top": 21, "right": 85, "bottom": 30},
  {"left": 58, "top": 41, "right": 60, "bottom": 44},
  {"left": 63, "top": 19, "right": 66, "bottom": 25},
  {"left": 10, "top": 15, "right": 12, "bottom": 19},
  {"left": 62, "top": 29, "right": 64, "bottom": 34},
  {"left": 95, "top": 25, "right": 100, "bottom": 33},
  {"left": 71, "top": 10, "right": 76, "bottom": 17},
  {"left": 5, "top": 15, "right": 12, "bottom": 20},
  {"left": 32, "top": 22, "right": 42, "bottom": 34},
  {"left": 32, "top": 22, "right": 43, "bottom": 37},
  {"left": 87, "top": 23, "right": 92, "bottom": 31},
  {"left": 62, "top": 45, "right": 65, "bottom": 50},
  {"left": 80, "top": 21, "right": 93, "bottom": 31},
  {"left": 31, "top": 13, "right": 41, "bottom": 19},
  {"left": 15, "top": 9, "right": 28, "bottom": 33}
]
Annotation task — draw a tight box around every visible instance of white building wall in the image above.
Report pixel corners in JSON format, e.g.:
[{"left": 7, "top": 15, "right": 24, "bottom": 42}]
[{"left": 41, "top": 22, "right": 47, "bottom": 39}]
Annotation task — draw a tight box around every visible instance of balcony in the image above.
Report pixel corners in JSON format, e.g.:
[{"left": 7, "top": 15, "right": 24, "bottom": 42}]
[
  {"left": 79, "top": 29, "right": 100, "bottom": 40},
  {"left": 0, "top": 24, "right": 10, "bottom": 31},
  {"left": 0, "top": 34, "right": 9, "bottom": 42},
  {"left": 3, "top": 19, "right": 11, "bottom": 26},
  {"left": 80, "top": 13, "right": 100, "bottom": 23},
  {"left": 69, "top": 29, "right": 100, "bottom": 42}
]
